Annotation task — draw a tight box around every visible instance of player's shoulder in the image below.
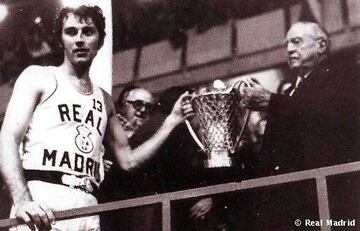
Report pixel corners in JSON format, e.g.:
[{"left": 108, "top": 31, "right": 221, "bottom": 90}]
[
  {"left": 20, "top": 64, "right": 51, "bottom": 76},
  {"left": 15, "top": 65, "right": 57, "bottom": 93},
  {"left": 17, "top": 65, "right": 53, "bottom": 81}
]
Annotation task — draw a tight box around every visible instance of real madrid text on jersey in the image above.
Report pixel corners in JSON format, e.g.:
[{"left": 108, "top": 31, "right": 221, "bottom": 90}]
[{"left": 21, "top": 67, "right": 107, "bottom": 186}]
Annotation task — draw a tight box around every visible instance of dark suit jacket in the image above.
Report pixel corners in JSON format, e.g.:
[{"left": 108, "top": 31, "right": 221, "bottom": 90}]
[{"left": 258, "top": 58, "right": 360, "bottom": 176}]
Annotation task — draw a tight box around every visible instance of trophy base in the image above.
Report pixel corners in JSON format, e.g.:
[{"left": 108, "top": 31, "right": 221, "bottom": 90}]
[{"left": 204, "top": 150, "right": 233, "bottom": 168}]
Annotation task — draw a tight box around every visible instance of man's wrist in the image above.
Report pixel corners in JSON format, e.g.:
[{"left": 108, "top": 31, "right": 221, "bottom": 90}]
[
  {"left": 13, "top": 188, "right": 32, "bottom": 206},
  {"left": 163, "top": 114, "right": 181, "bottom": 129}
]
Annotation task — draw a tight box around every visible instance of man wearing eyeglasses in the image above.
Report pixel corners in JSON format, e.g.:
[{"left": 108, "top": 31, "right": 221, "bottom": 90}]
[
  {"left": 99, "top": 85, "right": 162, "bottom": 231},
  {"left": 101, "top": 85, "right": 157, "bottom": 172},
  {"left": 116, "top": 85, "right": 156, "bottom": 138}
]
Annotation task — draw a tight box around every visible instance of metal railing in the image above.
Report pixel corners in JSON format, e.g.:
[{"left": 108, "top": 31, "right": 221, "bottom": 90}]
[{"left": 1, "top": 161, "right": 360, "bottom": 231}]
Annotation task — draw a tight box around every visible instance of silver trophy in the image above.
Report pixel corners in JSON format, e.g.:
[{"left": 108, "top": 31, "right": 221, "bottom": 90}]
[{"left": 185, "top": 80, "right": 250, "bottom": 168}]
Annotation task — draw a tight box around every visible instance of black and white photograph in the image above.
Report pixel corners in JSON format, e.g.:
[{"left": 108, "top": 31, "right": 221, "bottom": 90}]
[{"left": 0, "top": 0, "right": 360, "bottom": 230}]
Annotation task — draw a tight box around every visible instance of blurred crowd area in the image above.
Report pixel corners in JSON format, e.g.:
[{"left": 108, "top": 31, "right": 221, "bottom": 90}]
[
  {"left": 112, "top": 0, "right": 300, "bottom": 50},
  {"left": 0, "top": 0, "right": 302, "bottom": 86},
  {"left": 0, "top": 19, "right": 62, "bottom": 86}
]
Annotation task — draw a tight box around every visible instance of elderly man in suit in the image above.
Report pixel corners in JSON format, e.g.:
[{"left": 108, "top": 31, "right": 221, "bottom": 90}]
[{"left": 239, "top": 21, "right": 359, "bottom": 175}]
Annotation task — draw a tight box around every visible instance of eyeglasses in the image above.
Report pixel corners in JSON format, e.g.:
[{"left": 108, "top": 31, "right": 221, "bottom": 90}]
[{"left": 126, "top": 100, "right": 156, "bottom": 113}]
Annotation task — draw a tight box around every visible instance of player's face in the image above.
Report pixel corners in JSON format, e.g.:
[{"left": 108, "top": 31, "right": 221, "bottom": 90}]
[
  {"left": 122, "top": 89, "right": 155, "bottom": 129},
  {"left": 62, "top": 13, "right": 100, "bottom": 66},
  {"left": 286, "top": 24, "right": 321, "bottom": 70}
]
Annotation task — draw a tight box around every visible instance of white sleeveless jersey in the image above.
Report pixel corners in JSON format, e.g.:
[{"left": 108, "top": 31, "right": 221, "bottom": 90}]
[{"left": 21, "top": 66, "right": 107, "bottom": 185}]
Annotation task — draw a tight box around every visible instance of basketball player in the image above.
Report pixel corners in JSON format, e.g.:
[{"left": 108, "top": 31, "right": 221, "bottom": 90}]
[{"left": 0, "top": 5, "right": 192, "bottom": 231}]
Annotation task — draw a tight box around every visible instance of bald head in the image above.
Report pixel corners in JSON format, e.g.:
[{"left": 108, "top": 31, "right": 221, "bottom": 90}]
[
  {"left": 286, "top": 22, "right": 330, "bottom": 72},
  {"left": 119, "top": 87, "right": 155, "bottom": 130}
]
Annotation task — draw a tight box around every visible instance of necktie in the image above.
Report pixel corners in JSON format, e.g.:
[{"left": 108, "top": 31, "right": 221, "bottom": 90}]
[
  {"left": 288, "top": 76, "right": 304, "bottom": 96},
  {"left": 288, "top": 70, "right": 312, "bottom": 96}
]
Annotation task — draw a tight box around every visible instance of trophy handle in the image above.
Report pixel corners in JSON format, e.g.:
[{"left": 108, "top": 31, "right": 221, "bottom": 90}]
[
  {"left": 234, "top": 107, "right": 250, "bottom": 151},
  {"left": 232, "top": 79, "right": 250, "bottom": 95},
  {"left": 185, "top": 119, "right": 206, "bottom": 151},
  {"left": 233, "top": 80, "right": 251, "bottom": 151}
]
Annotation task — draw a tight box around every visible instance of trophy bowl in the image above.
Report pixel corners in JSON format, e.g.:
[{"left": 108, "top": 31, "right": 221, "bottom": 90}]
[{"left": 185, "top": 81, "right": 250, "bottom": 168}]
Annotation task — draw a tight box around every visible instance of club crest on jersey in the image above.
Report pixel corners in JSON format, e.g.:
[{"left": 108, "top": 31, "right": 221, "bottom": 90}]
[{"left": 75, "top": 125, "right": 94, "bottom": 153}]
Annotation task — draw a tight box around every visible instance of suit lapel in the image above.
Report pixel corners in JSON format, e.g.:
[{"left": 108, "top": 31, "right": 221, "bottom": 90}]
[{"left": 291, "top": 61, "right": 331, "bottom": 96}]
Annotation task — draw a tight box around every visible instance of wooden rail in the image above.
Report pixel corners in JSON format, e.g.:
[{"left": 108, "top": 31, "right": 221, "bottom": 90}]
[{"left": 1, "top": 161, "right": 360, "bottom": 230}]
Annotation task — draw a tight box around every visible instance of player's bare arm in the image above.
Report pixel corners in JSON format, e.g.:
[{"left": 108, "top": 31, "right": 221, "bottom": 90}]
[
  {"left": 0, "top": 65, "right": 56, "bottom": 230},
  {"left": 103, "top": 91, "right": 193, "bottom": 171}
]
